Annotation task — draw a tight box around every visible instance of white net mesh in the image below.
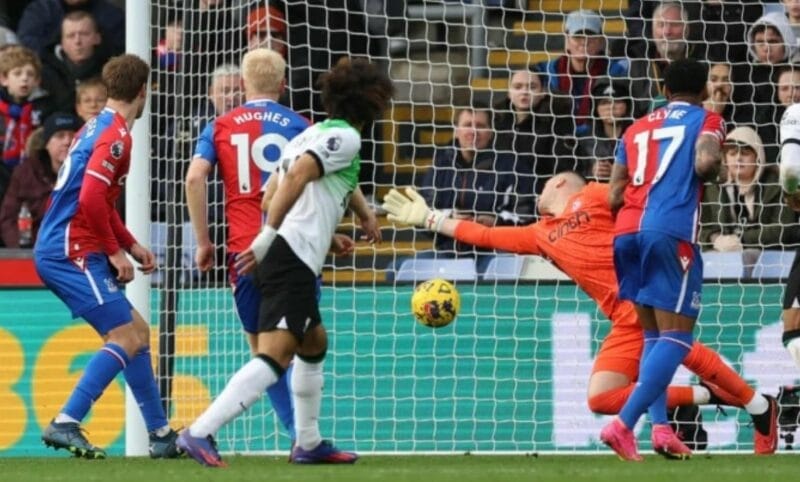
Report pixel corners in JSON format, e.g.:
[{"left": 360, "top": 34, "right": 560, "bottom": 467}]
[{"left": 147, "top": 0, "right": 800, "bottom": 454}]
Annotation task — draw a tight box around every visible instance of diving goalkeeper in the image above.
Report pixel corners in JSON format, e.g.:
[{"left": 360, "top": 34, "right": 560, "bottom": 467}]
[{"left": 383, "top": 172, "right": 777, "bottom": 455}]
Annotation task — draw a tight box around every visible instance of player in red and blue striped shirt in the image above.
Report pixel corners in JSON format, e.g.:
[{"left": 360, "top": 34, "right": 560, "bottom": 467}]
[
  {"left": 185, "top": 49, "right": 309, "bottom": 450},
  {"left": 34, "top": 55, "right": 180, "bottom": 459},
  {"left": 600, "top": 59, "right": 737, "bottom": 461}
]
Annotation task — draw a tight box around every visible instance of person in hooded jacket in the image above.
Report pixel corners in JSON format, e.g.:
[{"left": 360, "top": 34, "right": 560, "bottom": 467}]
[
  {"left": 731, "top": 12, "right": 798, "bottom": 126},
  {"left": 700, "top": 126, "right": 800, "bottom": 252},
  {"left": 577, "top": 77, "right": 633, "bottom": 181}
]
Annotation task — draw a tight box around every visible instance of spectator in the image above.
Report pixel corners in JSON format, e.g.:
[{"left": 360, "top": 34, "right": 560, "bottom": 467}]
[
  {"left": 153, "top": 64, "right": 240, "bottom": 225},
  {"left": 577, "top": 78, "right": 633, "bottom": 182},
  {"left": 702, "top": 61, "right": 734, "bottom": 125},
  {"left": 613, "top": 0, "right": 700, "bottom": 50},
  {"left": 757, "top": 65, "right": 800, "bottom": 164},
  {"left": 188, "top": 64, "right": 244, "bottom": 158},
  {"left": 539, "top": 9, "right": 627, "bottom": 136},
  {"left": 246, "top": 5, "right": 287, "bottom": 58},
  {"left": 785, "top": 0, "right": 800, "bottom": 41},
  {"left": 418, "top": 105, "right": 520, "bottom": 264},
  {"left": 732, "top": 12, "right": 797, "bottom": 125},
  {"left": 616, "top": 0, "right": 760, "bottom": 62},
  {"left": 40, "top": 10, "right": 111, "bottom": 114},
  {"left": 700, "top": 126, "right": 800, "bottom": 251},
  {"left": 626, "top": 2, "right": 704, "bottom": 117},
  {"left": 702, "top": 1, "right": 764, "bottom": 64},
  {"left": 0, "top": 45, "right": 50, "bottom": 208},
  {"left": 156, "top": 16, "right": 182, "bottom": 72},
  {"left": 16, "top": 0, "right": 124, "bottom": 56},
  {"left": 493, "top": 68, "right": 575, "bottom": 217},
  {"left": 0, "top": 112, "right": 81, "bottom": 248},
  {"left": 74, "top": 76, "right": 106, "bottom": 123}
]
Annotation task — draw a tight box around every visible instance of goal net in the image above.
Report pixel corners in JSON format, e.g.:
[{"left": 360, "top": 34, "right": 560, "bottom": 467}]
[{"left": 144, "top": 0, "right": 799, "bottom": 456}]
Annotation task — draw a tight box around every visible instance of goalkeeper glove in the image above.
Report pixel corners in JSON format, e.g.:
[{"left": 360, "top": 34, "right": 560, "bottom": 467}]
[{"left": 382, "top": 187, "right": 447, "bottom": 232}]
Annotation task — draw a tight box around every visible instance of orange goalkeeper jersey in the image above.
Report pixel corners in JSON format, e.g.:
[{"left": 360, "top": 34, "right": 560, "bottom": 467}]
[{"left": 453, "top": 182, "right": 638, "bottom": 329}]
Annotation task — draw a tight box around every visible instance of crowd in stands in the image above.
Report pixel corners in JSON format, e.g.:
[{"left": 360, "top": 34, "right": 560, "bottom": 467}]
[{"left": 0, "top": 0, "right": 799, "bottom": 278}]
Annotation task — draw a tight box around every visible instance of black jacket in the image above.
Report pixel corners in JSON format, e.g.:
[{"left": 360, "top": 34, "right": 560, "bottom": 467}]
[
  {"left": 418, "top": 142, "right": 521, "bottom": 253},
  {"left": 17, "top": 0, "right": 124, "bottom": 56},
  {"left": 493, "top": 95, "right": 576, "bottom": 213}
]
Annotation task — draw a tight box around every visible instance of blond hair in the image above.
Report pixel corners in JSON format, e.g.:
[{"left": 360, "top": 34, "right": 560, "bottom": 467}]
[{"left": 241, "top": 48, "right": 285, "bottom": 95}]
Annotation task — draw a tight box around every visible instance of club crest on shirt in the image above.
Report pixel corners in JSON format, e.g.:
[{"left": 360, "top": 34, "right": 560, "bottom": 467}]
[
  {"left": 326, "top": 135, "right": 342, "bottom": 152},
  {"left": 691, "top": 291, "right": 701, "bottom": 310},
  {"left": 110, "top": 140, "right": 124, "bottom": 159}
]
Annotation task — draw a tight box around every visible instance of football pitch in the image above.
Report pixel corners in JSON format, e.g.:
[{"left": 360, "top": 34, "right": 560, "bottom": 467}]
[{"left": 0, "top": 454, "right": 797, "bottom": 482}]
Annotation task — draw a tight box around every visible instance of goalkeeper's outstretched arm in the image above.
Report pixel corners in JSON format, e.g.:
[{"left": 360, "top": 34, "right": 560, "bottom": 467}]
[{"left": 383, "top": 187, "right": 540, "bottom": 255}]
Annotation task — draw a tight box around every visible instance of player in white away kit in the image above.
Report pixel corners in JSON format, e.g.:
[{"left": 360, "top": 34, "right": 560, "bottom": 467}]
[
  {"left": 178, "top": 57, "right": 394, "bottom": 467},
  {"left": 778, "top": 104, "right": 800, "bottom": 423}
]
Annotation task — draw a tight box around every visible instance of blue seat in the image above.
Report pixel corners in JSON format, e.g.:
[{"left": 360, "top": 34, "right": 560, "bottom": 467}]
[
  {"left": 148, "top": 222, "right": 200, "bottom": 284},
  {"left": 702, "top": 252, "right": 744, "bottom": 280},
  {"left": 482, "top": 255, "right": 525, "bottom": 281},
  {"left": 394, "top": 257, "right": 478, "bottom": 282},
  {"left": 752, "top": 250, "right": 796, "bottom": 280}
]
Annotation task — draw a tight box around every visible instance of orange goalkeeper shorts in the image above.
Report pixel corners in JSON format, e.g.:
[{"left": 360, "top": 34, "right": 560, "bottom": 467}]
[{"left": 591, "top": 322, "right": 644, "bottom": 381}]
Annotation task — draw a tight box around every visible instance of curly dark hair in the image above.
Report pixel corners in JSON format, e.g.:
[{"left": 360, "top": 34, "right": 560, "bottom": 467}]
[
  {"left": 664, "top": 58, "right": 707, "bottom": 97},
  {"left": 318, "top": 57, "right": 394, "bottom": 126}
]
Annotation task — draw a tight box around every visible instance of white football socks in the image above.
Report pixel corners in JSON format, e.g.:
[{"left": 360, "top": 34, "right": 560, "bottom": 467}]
[
  {"left": 787, "top": 338, "right": 800, "bottom": 370},
  {"left": 292, "top": 357, "right": 324, "bottom": 451},
  {"left": 692, "top": 385, "right": 711, "bottom": 405},
  {"left": 744, "top": 392, "right": 770, "bottom": 416},
  {"left": 190, "top": 357, "right": 279, "bottom": 438}
]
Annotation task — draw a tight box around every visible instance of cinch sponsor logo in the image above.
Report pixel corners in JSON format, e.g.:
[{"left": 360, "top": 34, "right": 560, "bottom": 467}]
[{"left": 548, "top": 210, "right": 590, "bottom": 243}]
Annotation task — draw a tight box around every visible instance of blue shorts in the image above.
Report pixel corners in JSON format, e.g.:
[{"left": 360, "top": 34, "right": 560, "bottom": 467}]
[
  {"left": 35, "top": 252, "right": 132, "bottom": 335},
  {"left": 227, "top": 253, "right": 322, "bottom": 334},
  {"left": 613, "top": 232, "right": 703, "bottom": 318}
]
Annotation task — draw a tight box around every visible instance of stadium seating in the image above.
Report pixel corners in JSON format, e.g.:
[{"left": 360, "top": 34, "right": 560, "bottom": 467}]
[
  {"left": 482, "top": 254, "right": 526, "bottom": 280},
  {"left": 702, "top": 252, "right": 745, "bottom": 280},
  {"left": 752, "top": 250, "right": 796, "bottom": 280},
  {"left": 394, "top": 257, "right": 478, "bottom": 282},
  {"left": 519, "top": 255, "right": 570, "bottom": 281}
]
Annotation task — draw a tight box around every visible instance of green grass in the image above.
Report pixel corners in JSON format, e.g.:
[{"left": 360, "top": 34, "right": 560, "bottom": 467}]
[{"left": 0, "top": 454, "right": 798, "bottom": 482}]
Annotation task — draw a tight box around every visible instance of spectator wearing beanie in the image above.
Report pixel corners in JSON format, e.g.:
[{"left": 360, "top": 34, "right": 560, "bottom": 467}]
[{"left": 0, "top": 112, "right": 81, "bottom": 247}]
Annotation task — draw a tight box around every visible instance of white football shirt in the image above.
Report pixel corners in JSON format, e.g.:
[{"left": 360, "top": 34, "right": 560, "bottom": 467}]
[
  {"left": 780, "top": 103, "right": 800, "bottom": 194},
  {"left": 275, "top": 119, "right": 361, "bottom": 274}
]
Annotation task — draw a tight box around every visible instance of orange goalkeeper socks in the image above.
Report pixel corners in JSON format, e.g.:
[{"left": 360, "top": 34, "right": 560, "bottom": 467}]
[
  {"left": 588, "top": 384, "right": 697, "bottom": 414},
  {"left": 682, "top": 341, "right": 754, "bottom": 408}
]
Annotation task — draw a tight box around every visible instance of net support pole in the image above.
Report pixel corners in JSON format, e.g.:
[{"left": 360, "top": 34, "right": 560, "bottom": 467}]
[{"left": 124, "top": 0, "right": 152, "bottom": 457}]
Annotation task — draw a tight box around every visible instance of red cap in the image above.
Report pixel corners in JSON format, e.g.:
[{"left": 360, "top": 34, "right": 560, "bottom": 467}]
[{"left": 247, "top": 6, "right": 286, "bottom": 38}]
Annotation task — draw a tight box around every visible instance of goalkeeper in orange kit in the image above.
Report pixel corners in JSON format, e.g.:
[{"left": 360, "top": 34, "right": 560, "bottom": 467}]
[{"left": 383, "top": 171, "right": 778, "bottom": 455}]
